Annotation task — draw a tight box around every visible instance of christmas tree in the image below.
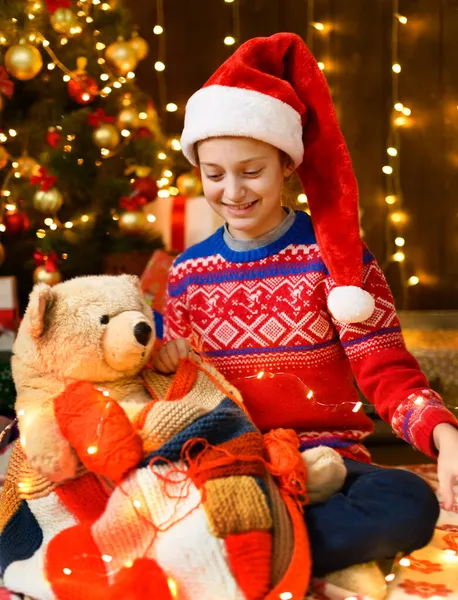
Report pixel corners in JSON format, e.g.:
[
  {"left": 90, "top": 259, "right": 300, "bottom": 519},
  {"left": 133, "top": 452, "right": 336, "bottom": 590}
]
[{"left": 0, "top": 0, "right": 187, "bottom": 310}]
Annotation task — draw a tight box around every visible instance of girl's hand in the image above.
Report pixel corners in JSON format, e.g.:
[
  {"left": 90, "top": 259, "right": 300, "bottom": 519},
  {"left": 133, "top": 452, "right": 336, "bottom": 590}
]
[
  {"left": 152, "top": 338, "right": 200, "bottom": 374},
  {"left": 433, "top": 422, "right": 458, "bottom": 510}
]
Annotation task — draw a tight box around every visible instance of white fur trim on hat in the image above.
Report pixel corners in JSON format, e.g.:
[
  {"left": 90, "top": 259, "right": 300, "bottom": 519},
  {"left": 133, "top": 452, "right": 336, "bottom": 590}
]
[
  {"left": 181, "top": 85, "right": 304, "bottom": 166},
  {"left": 327, "top": 286, "right": 375, "bottom": 324}
]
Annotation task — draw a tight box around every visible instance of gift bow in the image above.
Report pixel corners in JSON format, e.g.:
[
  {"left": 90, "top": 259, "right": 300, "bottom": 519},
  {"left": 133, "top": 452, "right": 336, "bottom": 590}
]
[
  {"left": 0, "top": 67, "right": 14, "bottom": 99},
  {"left": 31, "top": 167, "right": 57, "bottom": 192},
  {"left": 34, "top": 249, "right": 59, "bottom": 272},
  {"left": 87, "top": 108, "right": 115, "bottom": 128}
]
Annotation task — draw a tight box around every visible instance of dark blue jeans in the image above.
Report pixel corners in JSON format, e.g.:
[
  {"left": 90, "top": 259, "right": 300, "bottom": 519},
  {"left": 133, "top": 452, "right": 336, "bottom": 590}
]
[{"left": 305, "top": 459, "right": 440, "bottom": 576}]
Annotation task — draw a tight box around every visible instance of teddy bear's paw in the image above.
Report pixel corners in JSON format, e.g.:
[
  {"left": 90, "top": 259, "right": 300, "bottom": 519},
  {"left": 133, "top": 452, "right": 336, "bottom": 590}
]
[
  {"left": 301, "top": 445, "right": 347, "bottom": 504},
  {"left": 28, "top": 440, "right": 79, "bottom": 483}
]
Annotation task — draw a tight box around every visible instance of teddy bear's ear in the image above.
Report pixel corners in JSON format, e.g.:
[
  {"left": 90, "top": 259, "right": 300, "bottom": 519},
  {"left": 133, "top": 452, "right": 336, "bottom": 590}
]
[
  {"left": 124, "top": 274, "right": 142, "bottom": 289},
  {"left": 26, "top": 283, "right": 53, "bottom": 338}
]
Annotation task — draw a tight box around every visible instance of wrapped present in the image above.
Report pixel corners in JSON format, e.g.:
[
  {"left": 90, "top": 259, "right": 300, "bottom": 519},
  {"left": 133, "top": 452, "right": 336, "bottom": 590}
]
[
  {"left": 147, "top": 195, "right": 223, "bottom": 253},
  {"left": 0, "top": 278, "right": 19, "bottom": 354},
  {"left": 140, "top": 250, "right": 175, "bottom": 343}
]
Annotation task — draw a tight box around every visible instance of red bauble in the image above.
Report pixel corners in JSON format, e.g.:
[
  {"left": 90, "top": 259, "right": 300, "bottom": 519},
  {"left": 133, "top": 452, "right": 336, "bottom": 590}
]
[
  {"left": 132, "top": 176, "right": 158, "bottom": 202},
  {"left": 46, "top": 129, "right": 61, "bottom": 148},
  {"left": 68, "top": 74, "right": 98, "bottom": 105},
  {"left": 3, "top": 210, "right": 30, "bottom": 235}
]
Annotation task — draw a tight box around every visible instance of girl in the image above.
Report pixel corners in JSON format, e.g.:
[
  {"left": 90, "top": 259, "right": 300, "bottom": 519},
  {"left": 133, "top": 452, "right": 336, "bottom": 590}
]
[{"left": 157, "top": 32, "right": 458, "bottom": 589}]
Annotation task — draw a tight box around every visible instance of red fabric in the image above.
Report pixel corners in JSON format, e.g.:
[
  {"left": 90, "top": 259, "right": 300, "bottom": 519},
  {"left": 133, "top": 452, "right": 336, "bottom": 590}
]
[
  {"left": 0, "top": 309, "right": 17, "bottom": 331},
  {"left": 225, "top": 531, "right": 272, "bottom": 600},
  {"left": 171, "top": 195, "right": 187, "bottom": 252},
  {"left": 55, "top": 473, "right": 109, "bottom": 522},
  {"left": 203, "top": 33, "right": 361, "bottom": 288}
]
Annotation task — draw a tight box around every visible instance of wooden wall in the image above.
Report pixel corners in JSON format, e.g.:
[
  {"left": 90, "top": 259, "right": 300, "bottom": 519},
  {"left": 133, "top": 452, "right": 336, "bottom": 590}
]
[{"left": 131, "top": 0, "right": 458, "bottom": 310}]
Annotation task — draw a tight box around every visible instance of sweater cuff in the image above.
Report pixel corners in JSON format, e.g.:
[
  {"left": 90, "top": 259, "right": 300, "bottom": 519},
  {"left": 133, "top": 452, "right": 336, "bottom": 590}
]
[{"left": 391, "top": 389, "right": 458, "bottom": 458}]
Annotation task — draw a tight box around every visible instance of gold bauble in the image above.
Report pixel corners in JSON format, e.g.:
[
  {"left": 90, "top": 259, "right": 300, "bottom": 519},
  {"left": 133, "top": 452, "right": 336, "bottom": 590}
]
[
  {"left": 5, "top": 42, "right": 43, "bottom": 81},
  {"left": 176, "top": 172, "right": 203, "bottom": 198},
  {"left": 129, "top": 34, "right": 149, "bottom": 61},
  {"left": 15, "top": 156, "right": 40, "bottom": 179},
  {"left": 0, "top": 146, "right": 8, "bottom": 170},
  {"left": 116, "top": 107, "right": 140, "bottom": 131},
  {"left": 33, "top": 188, "right": 63, "bottom": 214},
  {"left": 0, "top": 242, "right": 5, "bottom": 267},
  {"left": 92, "top": 124, "right": 120, "bottom": 150},
  {"left": 118, "top": 210, "right": 147, "bottom": 235},
  {"left": 105, "top": 40, "right": 138, "bottom": 76},
  {"left": 33, "top": 265, "right": 62, "bottom": 286},
  {"left": 50, "top": 8, "right": 78, "bottom": 35}
]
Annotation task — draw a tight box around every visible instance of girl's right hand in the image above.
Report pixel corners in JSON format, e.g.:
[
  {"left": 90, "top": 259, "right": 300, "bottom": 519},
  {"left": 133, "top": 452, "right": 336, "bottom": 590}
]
[{"left": 152, "top": 338, "right": 200, "bottom": 374}]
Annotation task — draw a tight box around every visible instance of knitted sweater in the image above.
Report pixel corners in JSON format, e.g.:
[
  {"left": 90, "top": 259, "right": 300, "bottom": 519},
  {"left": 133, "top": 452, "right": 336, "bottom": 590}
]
[
  {"left": 0, "top": 361, "right": 310, "bottom": 600},
  {"left": 165, "top": 210, "right": 458, "bottom": 462}
]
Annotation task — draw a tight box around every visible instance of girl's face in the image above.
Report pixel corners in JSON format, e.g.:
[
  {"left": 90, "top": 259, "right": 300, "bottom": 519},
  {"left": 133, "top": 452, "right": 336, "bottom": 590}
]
[{"left": 197, "top": 137, "right": 294, "bottom": 240}]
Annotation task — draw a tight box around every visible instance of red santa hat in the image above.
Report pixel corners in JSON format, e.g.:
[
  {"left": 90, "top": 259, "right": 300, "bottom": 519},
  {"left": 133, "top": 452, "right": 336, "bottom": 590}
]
[{"left": 181, "top": 32, "right": 375, "bottom": 324}]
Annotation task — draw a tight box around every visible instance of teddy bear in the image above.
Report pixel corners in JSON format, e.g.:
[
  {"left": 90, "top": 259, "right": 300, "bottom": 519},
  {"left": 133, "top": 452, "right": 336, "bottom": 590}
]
[{"left": 0, "top": 274, "right": 351, "bottom": 600}]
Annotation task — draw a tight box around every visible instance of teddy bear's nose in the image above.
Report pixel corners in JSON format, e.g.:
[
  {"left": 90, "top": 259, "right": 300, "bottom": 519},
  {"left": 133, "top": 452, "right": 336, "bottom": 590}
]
[{"left": 133, "top": 322, "right": 152, "bottom": 346}]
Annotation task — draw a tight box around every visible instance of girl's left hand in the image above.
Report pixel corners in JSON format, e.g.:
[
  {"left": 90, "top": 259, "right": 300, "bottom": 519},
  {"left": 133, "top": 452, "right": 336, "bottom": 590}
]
[{"left": 433, "top": 422, "right": 458, "bottom": 510}]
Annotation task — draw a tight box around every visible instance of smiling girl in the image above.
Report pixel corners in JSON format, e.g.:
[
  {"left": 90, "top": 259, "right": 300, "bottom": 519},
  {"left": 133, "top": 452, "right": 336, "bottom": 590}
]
[{"left": 156, "top": 33, "right": 458, "bottom": 590}]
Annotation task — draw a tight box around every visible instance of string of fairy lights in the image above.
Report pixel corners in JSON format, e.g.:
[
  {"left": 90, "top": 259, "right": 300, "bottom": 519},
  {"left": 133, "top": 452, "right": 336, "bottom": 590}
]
[
  {"left": 383, "top": 0, "right": 419, "bottom": 292},
  {"left": 222, "top": 0, "right": 241, "bottom": 49}
]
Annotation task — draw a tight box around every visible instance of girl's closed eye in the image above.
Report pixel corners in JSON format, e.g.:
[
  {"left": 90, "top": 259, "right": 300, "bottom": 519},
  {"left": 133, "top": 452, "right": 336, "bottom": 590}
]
[{"left": 244, "top": 168, "right": 263, "bottom": 177}]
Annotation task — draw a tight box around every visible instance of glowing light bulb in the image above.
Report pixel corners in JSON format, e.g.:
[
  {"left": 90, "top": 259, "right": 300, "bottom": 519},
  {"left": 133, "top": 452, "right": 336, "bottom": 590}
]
[
  {"left": 50, "top": 223, "right": 58, "bottom": 231},
  {"left": 63, "top": 75, "right": 71, "bottom": 82},
  {"left": 395, "top": 116, "right": 406, "bottom": 127},
  {"left": 158, "top": 189, "right": 170, "bottom": 198},
  {"left": 390, "top": 211, "right": 406, "bottom": 224},
  {"left": 121, "top": 129, "right": 131, "bottom": 137},
  {"left": 318, "top": 62, "right": 325, "bottom": 70},
  {"left": 139, "top": 112, "right": 147, "bottom": 120},
  {"left": 127, "top": 71, "right": 136, "bottom": 79},
  {"left": 65, "top": 221, "right": 73, "bottom": 228},
  {"left": 393, "top": 251, "right": 405, "bottom": 262},
  {"left": 18, "top": 409, "right": 25, "bottom": 417},
  {"left": 0, "top": 225, "right": 5, "bottom": 233},
  {"left": 170, "top": 139, "right": 181, "bottom": 151},
  {"left": 445, "top": 549, "right": 457, "bottom": 556},
  {"left": 307, "top": 390, "right": 314, "bottom": 399},
  {"left": 96, "top": 42, "right": 106, "bottom": 50},
  {"left": 312, "top": 22, "right": 325, "bottom": 31},
  {"left": 408, "top": 276, "right": 419, "bottom": 286},
  {"left": 102, "top": 390, "right": 110, "bottom": 397},
  {"left": 147, "top": 214, "right": 156, "bottom": 223},
  {"left": 414, "top": 397, "right": 424, "bottom": 405},
  {"left": 392, "top": 63, "right": 401, "bottom": 73},
  {"left": 157, "top": 152, "right": 167, "bottom": 160},
  {"left": 113, "top": 81, "right": 122, "bottom": 89},
  {"left": 352, "top": 401, "right": 363, "bottom": 413},
  {"left": 100, "top": 73, "right": 109, "bottom": 81},
  {"left": 402, "top": 107, "right": 411, "bottom": 116},
  {"left": 224, "top": 36, "right": 236, "bottom": 46},
  {"left": 164, "top": 169, "right": 173, "bottom": 177},
  {"left": 8, "top": 129, "right": 17, "bottom": 137},
  {"left": 47, "top": 62, "right": 56, "bottom": 70},
  {"left": 397, "top": 15, "right": 408, "bottom": 24},
  {"left": 385, "top": 573, "right": 396, "bottom": 582},
  {"left": 81, "top": 215, "right": 89, "bottom": 222},
  {"left": 153, "top": 25, "right": 164, "bottom": 34},
  {"left": 63, "top": 568, "right": 72, "bottom": 575},
  {"left": 395, "top": 237, "right": 405, "bottom": 247},
  {"left": 387, "top": 147, "right": 397, "bottom": 156},
  {"left": 82, "top": 93, "right": 90, "bottom": 102},
  {"left": 399, "top": 558, "right": 411, "bottom": 567},
  {"left": 166, "top": 103, "right": 178, "bottom": 112},
  {"left": 155, "top": 61, "right": 165, "bottom": 72},
  {"left": 101, "top": 148, "right": 110, "bottom": 156},
  {"left": 87, "top": 445, "right": 98, "bottom": 455},
  {"left": 382, "top": 165, "right": 393, "bottom": 175},
  {"left": 297, "top": 193, "right": 308, "bottom": 204},
  {"left": 102, "top": 554, "right": 112, "bottom": 563},
  {"left": 256, "top": 371, "right": 265, "bottom": 379},
  {"left": 385, "top": 195, "right": 397, "bottom": 205},
  {"left": 168, "top": 578, "right": 178, "bottom": 598},
  {"left": 133, "top": 500, "right": 142, "bottom": 509},
  {"left": 280, "top": 594, "right": 293, "bottom": 600}
]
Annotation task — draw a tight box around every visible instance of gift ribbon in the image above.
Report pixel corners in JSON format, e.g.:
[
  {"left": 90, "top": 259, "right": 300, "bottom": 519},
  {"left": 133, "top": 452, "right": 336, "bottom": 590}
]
[{"left": 171, "top": 195, "right": 187, "bottom": 252}]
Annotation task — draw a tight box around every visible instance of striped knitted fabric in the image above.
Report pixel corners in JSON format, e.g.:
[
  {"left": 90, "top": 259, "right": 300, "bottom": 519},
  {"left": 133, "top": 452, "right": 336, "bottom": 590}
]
[
  {"left": 165, "top": 210, "right": 458, "bottom": 462},
  {"left": 0, "top": 360, "right": 310, "bottom": 600}
]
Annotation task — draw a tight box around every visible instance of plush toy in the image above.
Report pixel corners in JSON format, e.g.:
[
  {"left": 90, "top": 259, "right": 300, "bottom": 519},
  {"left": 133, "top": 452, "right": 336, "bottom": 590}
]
[{"left": 0, "top": 274, "right": 347, "bottom": 600}]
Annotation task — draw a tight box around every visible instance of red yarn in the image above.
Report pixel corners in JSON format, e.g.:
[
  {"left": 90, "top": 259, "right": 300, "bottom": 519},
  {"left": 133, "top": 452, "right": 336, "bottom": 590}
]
[
  {"left": 109, "top": 558, "right": 174, "bottom": 600},
  {"left": 54, "top": 381, "right": 143, "bottom": 483},
  {"left": 263, "top": 429, "right": 309, "bottom": 510}
]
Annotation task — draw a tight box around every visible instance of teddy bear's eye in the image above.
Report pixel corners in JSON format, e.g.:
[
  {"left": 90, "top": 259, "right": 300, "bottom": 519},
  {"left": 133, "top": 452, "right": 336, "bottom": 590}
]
[{"left": 100, "top": 315, "right": 110, "bottom": 325}]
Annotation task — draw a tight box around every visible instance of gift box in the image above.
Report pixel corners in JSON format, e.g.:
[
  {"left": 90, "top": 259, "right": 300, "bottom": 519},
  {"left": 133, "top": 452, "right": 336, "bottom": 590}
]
[
  {"left": 0, "top": 277, "right": 19, "bottom": 353},
  {"left": 147, "top": 195, "right": 223, "bottom": 253},
  {"left": 140, "top": 249, "right": 175, "bottom": 343}
]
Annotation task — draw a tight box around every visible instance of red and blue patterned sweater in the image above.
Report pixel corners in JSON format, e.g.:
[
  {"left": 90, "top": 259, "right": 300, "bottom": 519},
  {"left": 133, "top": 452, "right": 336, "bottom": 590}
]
[{"left": 165, "top": 210, "right": 458, "bottom": 462}]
